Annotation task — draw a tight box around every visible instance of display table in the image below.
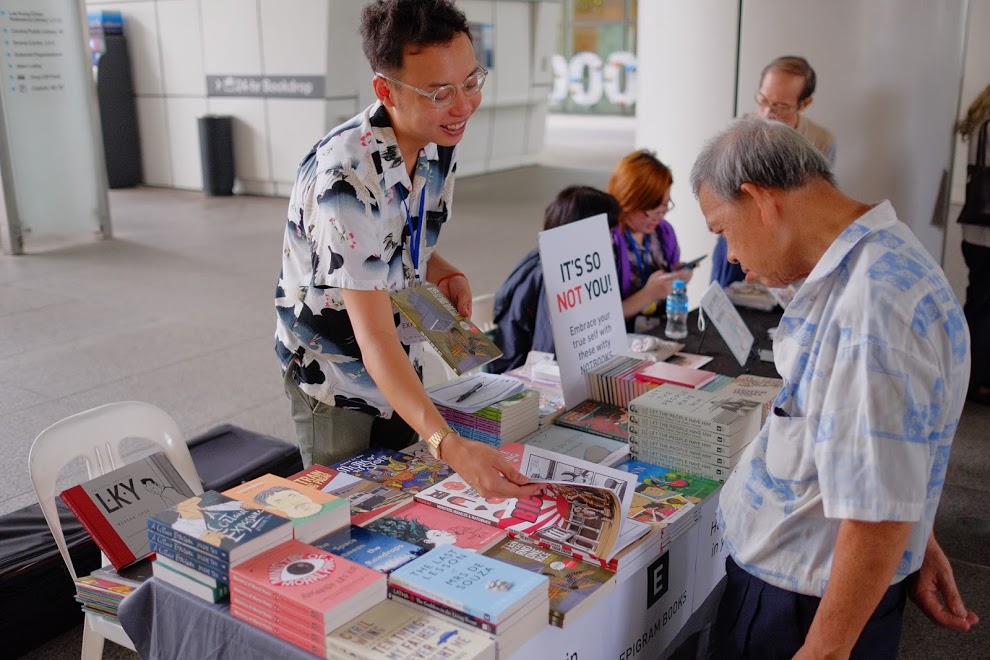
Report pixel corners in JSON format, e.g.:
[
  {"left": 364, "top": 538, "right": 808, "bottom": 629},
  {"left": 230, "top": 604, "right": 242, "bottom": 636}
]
[{"left": 117, "top": 307, "right": 782, "bottom": 659}]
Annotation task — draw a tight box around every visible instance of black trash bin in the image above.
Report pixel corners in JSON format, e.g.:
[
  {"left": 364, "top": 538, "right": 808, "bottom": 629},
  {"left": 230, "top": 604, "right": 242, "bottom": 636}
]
[{"left": 198, "top": 115, "right": 235, "bottom": 196}]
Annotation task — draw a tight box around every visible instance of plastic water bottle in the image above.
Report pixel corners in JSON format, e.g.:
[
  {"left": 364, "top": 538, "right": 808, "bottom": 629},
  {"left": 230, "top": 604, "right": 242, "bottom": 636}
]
[{"left": 665, "top": 279, "right": 689, "bottom": 340}]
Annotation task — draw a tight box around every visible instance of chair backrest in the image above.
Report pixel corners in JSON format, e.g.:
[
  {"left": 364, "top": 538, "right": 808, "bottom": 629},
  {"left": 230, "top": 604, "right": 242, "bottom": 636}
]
[
  {"left": 28, "top": 401, "right": 203, "bottom": 580},
  {"left": 472, "top": 293, "right": 496, "bottom": 333}
]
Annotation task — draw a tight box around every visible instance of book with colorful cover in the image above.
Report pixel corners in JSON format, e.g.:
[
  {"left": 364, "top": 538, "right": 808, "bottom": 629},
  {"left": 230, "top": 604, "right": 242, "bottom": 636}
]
[
  {"left": 332, "top": 448, "right": 454, "bottom": 494},
  {"left": 388, "top": 545, "right": 548, "bottom": 625},
  {"left": 520, "top": 424, "right": 629, "bottom": 467},
  {"left": 146, "top": 490, "right": 293, "bottom": 566},
  {"left": 614, "top": 459, "right": 721, "bottom": 528},
  {"left": 633, "top": 361, "right": 718, "bottom": 389},
  {"left": 391, "top": 282, "right": 502, "bottom": 375},
  {"left": 311, "top": 524, "right": 423, "bottom": 573},
  {"left": 327, "top": 599, "right": 496, "bottom": 660},
  {"left": 229, "top": 538, "right": 387, "bottom": 633},
  {"left": 221, "top": 473, "right": 348, "bottom": 542},
  {"left": 363, "top": 501, "right": 506, "bottom": 553},
  {"left": 482, "top": 537, "right": 616, "bottom": 628},
  {"left": 553, "top": 399, "right": 630, "bottom": 442},
  {"left": 59, "top": 452, "right": 196, "bottom": 569},
  {"left": 287, "top": 464, "right": 411, "bottom": 526}
]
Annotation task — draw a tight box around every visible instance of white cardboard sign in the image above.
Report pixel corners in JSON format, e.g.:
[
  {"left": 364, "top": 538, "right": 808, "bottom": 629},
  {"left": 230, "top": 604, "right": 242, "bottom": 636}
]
[
  {"left": 699, "top": 282, "right": 754, "bottom": 367},
  {"left": 538, "top": 214, "right": 628, "bottom": 407}
]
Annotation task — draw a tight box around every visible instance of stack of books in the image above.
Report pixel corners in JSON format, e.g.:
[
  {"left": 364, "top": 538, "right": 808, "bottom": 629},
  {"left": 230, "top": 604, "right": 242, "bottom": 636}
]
[
  {"left": 615, "top": 459, "right": 721, "bottom": 544},
  {"left": 634, "top": 360, "right": 718, "bottom": 389},
  {"left": 505, "top": 357, "right": 566, "bottom": 427},
  {"left": 362, "top": 501, "right": 507, "bottom": 553},
  {"left": 74, "top": 559, "right": 152, "bottom": 619},
  {"left": 332, "top": 448, "right": 453, "bottom": 494},
  {"left": 553, "top": 399, "right": 630, "bottom": 442},
  {"left": 435, "top": 389, "right": 541, "bottom": 446},
  {"left": 387, "top": 545, "right": 550, "bottom": 657},
  {"left": 222, "top": 474, "right": 349, "bottom": 543},
  {"left": 583, "top": 355, "right": 656, "bottom": 407},
  {"left": 327, "top": 598, "right": 496, "bottom": 659},
  {"left": 627, "top": 377, "right": 781, "bottom": 481},
  {"left": 230, "top": 539, "right": 387, "bottom": 656},
  {"left": 146, "top": 491, "right": 293, "bottom": 602},
  {"left": 310, "top": 524, "right": 424, "bottom": 574},
  {"left": 288, "top": 464, "right": 411, "bottom": 525}
]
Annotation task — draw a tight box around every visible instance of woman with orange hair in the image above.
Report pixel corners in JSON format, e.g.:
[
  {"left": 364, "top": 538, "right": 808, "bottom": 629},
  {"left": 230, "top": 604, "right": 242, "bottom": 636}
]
[{"left": 607, "top": 150, "right": 693, "bottom": 332}]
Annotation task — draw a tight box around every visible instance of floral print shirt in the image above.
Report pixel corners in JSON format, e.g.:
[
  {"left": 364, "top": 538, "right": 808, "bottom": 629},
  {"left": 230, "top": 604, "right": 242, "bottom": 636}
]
[{"left": 275, "top": 102, "right": 457, "bottom": 416}]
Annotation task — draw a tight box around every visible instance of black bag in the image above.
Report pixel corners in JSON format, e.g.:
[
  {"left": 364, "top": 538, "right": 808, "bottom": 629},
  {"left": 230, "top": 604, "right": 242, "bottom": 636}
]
[{"left": 959, "top": 118, "right": 990, "bottom": 226}]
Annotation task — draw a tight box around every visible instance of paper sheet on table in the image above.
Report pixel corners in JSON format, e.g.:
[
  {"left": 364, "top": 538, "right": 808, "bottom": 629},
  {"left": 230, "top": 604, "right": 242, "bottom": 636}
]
[{"left": 426, "top": 373, "right": 525, "bottom": 413}]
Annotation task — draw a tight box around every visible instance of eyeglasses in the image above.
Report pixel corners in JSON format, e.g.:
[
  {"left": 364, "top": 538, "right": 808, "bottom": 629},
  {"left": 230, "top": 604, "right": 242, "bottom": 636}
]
[
  {"left": 375, "top": 65, "right": 488, "bottom": 109},
  {"left": 643, "top": 198, "right": 674, "bottom": 219},
  {"left": 754, "top": 92, "right": 797, "bottom": 116}
]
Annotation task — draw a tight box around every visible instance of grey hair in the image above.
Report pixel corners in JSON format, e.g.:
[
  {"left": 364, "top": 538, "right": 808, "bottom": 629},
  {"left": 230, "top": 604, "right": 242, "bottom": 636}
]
[{"left": 690, "top": 116, "right": 835, "bottom": 200}]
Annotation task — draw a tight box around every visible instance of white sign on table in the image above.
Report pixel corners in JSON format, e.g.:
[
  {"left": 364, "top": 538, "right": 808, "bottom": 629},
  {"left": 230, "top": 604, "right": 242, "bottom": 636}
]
[
  {"left": 699, "top": 282, "right": 755, "bottom": 367},
  {"left": 539, "top": 214, "right": 628, "bottom": 407}
]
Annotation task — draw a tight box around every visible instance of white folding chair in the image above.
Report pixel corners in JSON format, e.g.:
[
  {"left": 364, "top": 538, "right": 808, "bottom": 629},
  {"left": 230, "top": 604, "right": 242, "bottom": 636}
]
[
  {"left": 471, "top": 293, "right": 496, "bottom": 334},
  {"left": 28, "top": 401, "right": 204, "bottom": 660}
]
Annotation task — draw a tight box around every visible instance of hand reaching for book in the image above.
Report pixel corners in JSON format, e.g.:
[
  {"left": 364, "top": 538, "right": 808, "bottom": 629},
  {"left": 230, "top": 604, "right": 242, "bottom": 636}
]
[{"left": 441, "top": 434, "right": 543, "bottom": 499}]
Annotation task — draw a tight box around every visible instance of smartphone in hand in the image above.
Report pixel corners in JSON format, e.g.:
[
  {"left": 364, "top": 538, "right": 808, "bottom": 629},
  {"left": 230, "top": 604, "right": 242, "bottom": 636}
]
[{"left": 679, "top": 254, "right": 707, "bottom": 270}]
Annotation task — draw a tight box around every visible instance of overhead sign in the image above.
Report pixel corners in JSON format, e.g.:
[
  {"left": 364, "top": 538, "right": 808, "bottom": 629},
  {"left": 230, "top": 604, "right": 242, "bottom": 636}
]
[
  {"left": 539, "top": 213, "right": 628, "bottom": 407},
  {"left": 206, "top": 75, "right": 324, "bottom": 98}
]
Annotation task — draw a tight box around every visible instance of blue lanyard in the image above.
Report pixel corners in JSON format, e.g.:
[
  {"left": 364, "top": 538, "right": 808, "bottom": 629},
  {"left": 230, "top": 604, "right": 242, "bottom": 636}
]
[
  {"left": 397, "top": 182, "right": 426, "bottom": 282},
  {"left": 625, "top": 228, "right": 650, "bottom": 284}
]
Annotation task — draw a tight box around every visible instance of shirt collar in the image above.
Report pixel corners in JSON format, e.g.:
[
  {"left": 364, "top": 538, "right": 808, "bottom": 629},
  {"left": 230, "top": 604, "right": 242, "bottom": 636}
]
[
  {"left": 367, "top": 102, "right": 440, "bottom": 192},
  {"left": 804, "top": 200, "right": 896, "bottom": 283}
]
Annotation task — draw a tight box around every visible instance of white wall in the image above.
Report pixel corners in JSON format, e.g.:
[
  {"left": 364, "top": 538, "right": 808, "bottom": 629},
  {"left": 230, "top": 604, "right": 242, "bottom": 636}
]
[{"left": 86, "top": 0, "right": 557, "bottom": 193}]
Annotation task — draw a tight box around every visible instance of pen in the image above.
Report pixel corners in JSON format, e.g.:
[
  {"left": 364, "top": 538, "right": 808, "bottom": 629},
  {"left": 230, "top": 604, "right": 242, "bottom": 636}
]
[{"left": 455, "top": 382, "right": 484, "bottom": 403}]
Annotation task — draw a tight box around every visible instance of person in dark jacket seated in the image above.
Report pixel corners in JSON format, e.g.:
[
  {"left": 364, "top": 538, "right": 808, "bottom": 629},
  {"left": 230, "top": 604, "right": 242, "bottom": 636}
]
[{"left": 489, "top": 186, "right": 621, "bottom": 373}]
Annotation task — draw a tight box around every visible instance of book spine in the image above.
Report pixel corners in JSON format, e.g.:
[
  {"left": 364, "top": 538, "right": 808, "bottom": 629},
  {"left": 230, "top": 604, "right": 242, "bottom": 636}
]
[
  {"left": 147, "top": 518, "right": 229, "bottom": 562},
  {"left": 387, "top": 584, "right": 499, "bottom": 634},
  {"left": 230, "top": 596, "right": 326, "bottom": 636},
  {"left": 506, "top": 530, "right": 616, "bottom": 571},
  {"left": 629, "top": 448, "right": 730, "bottom": 482},
  {"left": 230, "top": 606, "right": 325, "bottom": 655},
  {"left": 627, "top": 401, "right": 727, "bottom": 433},
  {"left": 149, "top": 538, "right": 229, "bottom": 583},
  {"left": 628, "top": 432, "right": 744, "bottom": 465},
  {"left": 60, "top": 486, "right": 136, "bottom": 569},
  {"left": 228, "top": 575, "right": 321, "bottom": 621},
  {"left": 436, "top": 405, "right": 505, "bottom": 428},
  {"left": 149, "top": 531, "right": 229, "bottom": 571},
  {"left": 627, "top": 413, "right": 740, "bottom": 448},
  {"left": 447, "top": 422, "right": 500, "bottom": 446}
]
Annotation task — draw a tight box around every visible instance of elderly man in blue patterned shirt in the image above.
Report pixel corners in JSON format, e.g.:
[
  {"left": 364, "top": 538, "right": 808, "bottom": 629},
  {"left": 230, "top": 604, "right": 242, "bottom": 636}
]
[{"left": 691, "top": 117, "right": 977, "bottom": 658}]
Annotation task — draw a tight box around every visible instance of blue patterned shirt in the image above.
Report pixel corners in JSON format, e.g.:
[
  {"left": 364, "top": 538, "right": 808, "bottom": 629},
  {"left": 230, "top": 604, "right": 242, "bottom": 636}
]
[
  {"left": 275, "top": 102, "right": 457, "bottom": 416},
  {"left": 719, "top": 201, "right": 970, "bottom": 596}
]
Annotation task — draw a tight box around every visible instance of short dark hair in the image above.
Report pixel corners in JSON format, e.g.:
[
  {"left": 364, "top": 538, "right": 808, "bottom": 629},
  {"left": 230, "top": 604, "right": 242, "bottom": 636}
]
[
  {"left": 761, "top": 56, "right": 817, "bottom": 103},
  {"left": 360, "top": 0, "right": 472, "bottom": 74},
  {"left": 544, "top": 186, "right": 622, "bottom": 230}
]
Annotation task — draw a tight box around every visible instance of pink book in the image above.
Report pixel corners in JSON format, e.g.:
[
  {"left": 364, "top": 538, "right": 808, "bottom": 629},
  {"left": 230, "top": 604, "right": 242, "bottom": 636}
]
[
  {"left": 634, "top": 361, "right": 717, "bottom": 389},
  {"left": 362, "top": 501, "right": 506, "bottom": 553},
  {"left": 229, "top": 539, "right": 386, "bottom": 632}
]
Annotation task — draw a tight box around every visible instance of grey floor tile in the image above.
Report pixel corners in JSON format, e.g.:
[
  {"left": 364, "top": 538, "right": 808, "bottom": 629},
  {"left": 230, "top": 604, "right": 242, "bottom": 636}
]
[
  {"left": 0, "top": 382, "right": 51, "bottom": 416},
  {"left": 898, "top": 560, "right": 989, "bottom": 659},
  {"left": 935, "top": 483, "right": 990, "bottom": 567},
  {"left": 945, "top": 401, "right": 990, "bottom": 492}
]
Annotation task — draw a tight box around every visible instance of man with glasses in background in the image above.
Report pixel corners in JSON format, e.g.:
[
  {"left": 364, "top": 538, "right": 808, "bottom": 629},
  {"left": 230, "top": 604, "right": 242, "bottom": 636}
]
[
  {"left": 274, "top": 0, "right": 540, "bottom": 501},
  {"left": 711, "top": 56, "right": 836, "bottom": 287}
]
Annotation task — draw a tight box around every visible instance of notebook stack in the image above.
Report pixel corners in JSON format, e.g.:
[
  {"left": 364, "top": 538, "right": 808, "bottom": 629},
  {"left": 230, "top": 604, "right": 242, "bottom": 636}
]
[
  {"left": 387, "top": 545, "right": 550, "bottom": 657},
  {"left": 627, "top": 377, "right": 781, "bottom": 481},
  {"left": 435, "top": 389, "right": 541, "bottom": 446},
  {"left": 146, "top": 491, "right": 293, "bottom": 602},
  {"left": 74, "top": 559, "right": 152, "bottom": 618},
  {"left": 583, "top": 355, "right": 656, "bottom": 407},
  {"left": 230, "top": 539, "right": 387, "bottom": 656}
]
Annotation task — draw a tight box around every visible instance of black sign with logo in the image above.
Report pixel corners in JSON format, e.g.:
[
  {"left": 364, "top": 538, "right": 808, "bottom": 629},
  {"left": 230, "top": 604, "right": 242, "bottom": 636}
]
[{"left": 646, "top": 550, "right": 670, "bottom": 608}]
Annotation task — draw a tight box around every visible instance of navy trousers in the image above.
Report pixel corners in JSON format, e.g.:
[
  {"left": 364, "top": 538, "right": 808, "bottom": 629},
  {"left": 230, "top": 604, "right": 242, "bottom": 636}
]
[{"left": 713, "top": 556, "right": 908, "bottom": 660}]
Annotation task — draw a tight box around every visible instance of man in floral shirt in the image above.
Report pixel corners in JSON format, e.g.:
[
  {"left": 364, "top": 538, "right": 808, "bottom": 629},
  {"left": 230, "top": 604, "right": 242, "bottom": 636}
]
[{"left": 275, "top": 0, "right": 539, "bottom": 500}]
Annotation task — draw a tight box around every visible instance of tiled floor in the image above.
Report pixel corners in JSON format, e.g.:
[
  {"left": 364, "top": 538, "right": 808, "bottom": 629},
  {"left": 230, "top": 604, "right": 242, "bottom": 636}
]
[{"left": 5, "top": 117, "right": 988, "bottom": 658}]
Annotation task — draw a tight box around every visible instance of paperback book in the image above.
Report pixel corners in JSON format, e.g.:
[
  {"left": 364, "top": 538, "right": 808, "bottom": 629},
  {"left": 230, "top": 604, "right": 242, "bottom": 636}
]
[
  {"left": 327, "top": 599, "right": 496, "bottom": 660},
  {"left": 553, "top": 399, "right": 630, "bottom": 442},
  {"left": 311, "top": 524, "right": 423, "bottom": 573},
  {"left": 152, "top": 558, "right": 229, "bottom": 602},
  {"left": 288, "top": 464, "right": 411, "bottom": 526},
  {"left": 363, "top": 501, "right": 506, "bottom": 553},
  {"left": 332, "top": 448, "right": 454, "bottom": 494},
  {"left": 634, "top": 360, "right": 718, "bottom": 389},
  {"left": 627, "top": 380, "right": 778, "bottom": 436},
  {"left": 482, "top": 537, "right": 616, "bottom": 628},
  {"left": 615, "top": 459, "right": 721, "bottom": 530},
  {"left": 222, "top": 473, "right": 348, "bottom": 542},
  {"left": 391, "top": 282, "right": 502, "bottom": 375},
  {"left": 520, "top": 424, "right": 629, "bottom": 467},
  {"left": 59, "top": 452, "right": 196, "bottom": 569}
]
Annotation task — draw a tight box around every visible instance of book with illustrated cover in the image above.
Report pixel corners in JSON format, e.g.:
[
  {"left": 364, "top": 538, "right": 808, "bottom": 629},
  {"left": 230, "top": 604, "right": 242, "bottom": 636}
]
[
  {"left": 59, "top": 452, "right": 196, "bottom": 569},
  {"left": 363, "top": 501, "right": 506, "bottom": 553},
  {"left": 222, "top": 473, "right": 348, "bottom": 542},
  {"left": 327, "top": 599, "right": 496, "bottom": 660},
  {"left": 332, "top": 448, "right": 454, "bottom": 494},
  {"left": 614, "top": 459, "right": 721, "bottom": 529},
  {"left": 391, "top": 282, "right": 502, "bottom": 375},
  {"left": 229, "top": 538, "right": 387, "bottom": 634},
  {"left": 288, "top": 464, "right": 411, "bottom": 526},
  {"left": 553, "top": 399, "right": 630, "bottom": 442},
  {"left": 520, "top": 424, "right": 629, "bottom": 467},
  {"left": 483, "top": 537, "right": 616, "bottom": 628},
  {"left": 388, "top": 545, "right": 548, "bottom": 625},
  {"left": 147, "top": 491, "right": 293, "bottom": 566},
  {"left": 310, "top": 524, "right": 423, "bottom": 573}
]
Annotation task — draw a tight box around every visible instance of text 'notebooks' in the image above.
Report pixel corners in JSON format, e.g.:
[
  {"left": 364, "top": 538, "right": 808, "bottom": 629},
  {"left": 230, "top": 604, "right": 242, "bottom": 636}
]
[
  {"left": 60, "top": 451, "right": 196, "bottom": 569},
  {"left": 391, "top": 282, "right": 502, "bottom": 375}
]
